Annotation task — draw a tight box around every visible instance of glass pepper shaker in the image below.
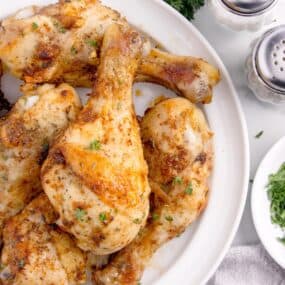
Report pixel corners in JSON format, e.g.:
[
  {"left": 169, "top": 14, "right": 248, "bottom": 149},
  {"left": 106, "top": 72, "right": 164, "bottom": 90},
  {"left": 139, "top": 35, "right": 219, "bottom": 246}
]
[
  {"left": 246, "top": 25, "right": 285, "bottom": 104},
  {"left": 209, "top": 0, "right": 279, "bottom": 31}
]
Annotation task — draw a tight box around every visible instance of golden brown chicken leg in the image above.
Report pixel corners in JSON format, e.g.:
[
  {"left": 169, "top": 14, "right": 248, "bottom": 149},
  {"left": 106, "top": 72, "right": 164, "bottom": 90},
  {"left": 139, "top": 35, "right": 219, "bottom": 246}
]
[
  {"left": 41, "top": 24, "right": 151, "bottom": 255},
  {"left": 93, "top": 98, "right": 213, "bottom": 284},
  {"left": 0, "top": 0, "right": 220, "bottom": 104},
  {"left": 0, "top": 83, "right": 81, "bottom": 242},
  {"left": 0, "top": 194, "right": 87, "bottom": 285},
  {"left": 138, "top": 48, "right": 220, "bottom": 103}
]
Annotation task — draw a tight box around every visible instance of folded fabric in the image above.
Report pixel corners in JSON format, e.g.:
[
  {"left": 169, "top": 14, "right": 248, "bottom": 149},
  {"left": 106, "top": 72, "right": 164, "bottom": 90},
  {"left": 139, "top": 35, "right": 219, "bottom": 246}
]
[{"left": 208, "top": 244, "right": 285, "bottom": 285}]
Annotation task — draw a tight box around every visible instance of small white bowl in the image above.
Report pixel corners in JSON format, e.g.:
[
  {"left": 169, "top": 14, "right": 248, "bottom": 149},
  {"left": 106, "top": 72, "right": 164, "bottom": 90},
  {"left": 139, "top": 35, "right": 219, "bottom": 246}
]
[{"left": 251, "top": 136, "right": 285, "bottom": 269}]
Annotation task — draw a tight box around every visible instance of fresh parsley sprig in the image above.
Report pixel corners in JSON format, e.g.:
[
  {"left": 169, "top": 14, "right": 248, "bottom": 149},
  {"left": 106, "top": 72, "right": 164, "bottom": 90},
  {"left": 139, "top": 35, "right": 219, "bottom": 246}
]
[{"left": 164, "top": 0, "right": 204, "bottom": 20}]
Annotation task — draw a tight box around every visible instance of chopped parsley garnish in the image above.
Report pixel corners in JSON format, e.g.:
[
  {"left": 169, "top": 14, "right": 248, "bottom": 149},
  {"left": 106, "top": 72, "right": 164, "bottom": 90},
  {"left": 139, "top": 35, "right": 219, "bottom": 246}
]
[
  {"left": 185, "top": 182, "right": 193, "bottom": 195},
  {"left": 165, "top": 215, "right": 173, "bottom": 222},
  {"left": 173, "top": 176, "right": 183, "bottom": 185},
  {"left": 89, "top": 139, "right": 101, "bottom": 151},
  {"left": 267, "top": 163, "right": 285, "bottom": 232},
  {"left": 18, "top": 259, "right": 25, "bottom": 269},
  {"left": 53, "top": 21, "right": 66, "bottom": 33},
  {"left": 70, "top": 46, "right": 78, "bottom": 55},
  {"left": 32, "top": 22, "right": 38, "bottom": 30},
  {"left": 152, "top": 213, "right": 160, "bottom": 221},
  {"left": 133, "top": 218, "right": 141, "bottom": 224},
  {"left": 75, "top": 208, "right": 86, "bottom": 221},
  {"left": 86, "top": 39, "right": 98, "bottom": 47},
  {"left": 99, "top": 212, "right": 107, "bottom": 223},
  {"left": 255, "top": 131, "right": 264, "bottom": 139}
]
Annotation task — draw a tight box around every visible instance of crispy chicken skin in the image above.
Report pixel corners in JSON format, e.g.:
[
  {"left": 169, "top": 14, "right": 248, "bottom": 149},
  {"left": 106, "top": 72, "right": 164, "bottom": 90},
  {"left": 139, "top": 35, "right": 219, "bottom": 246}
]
[
  {"left": 0, "top": 194, "right": 87, "bottom": 285},
  {"left": 41, "top": 24, "right": 151, "bottom": 255},
  {"left": 0, "top": 0, "right": 220, "bottom": 103},
  {"left": 93, "top": 98, "right": 213, "bottom": 284},
  {"left": 0, "top": 83, "right": 81, "bottom": 241}
]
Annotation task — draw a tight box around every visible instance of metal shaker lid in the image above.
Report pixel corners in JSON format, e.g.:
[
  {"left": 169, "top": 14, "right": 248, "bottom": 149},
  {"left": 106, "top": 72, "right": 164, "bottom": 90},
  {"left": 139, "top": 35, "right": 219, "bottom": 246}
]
[
  {"left": 222, "top": 0, "right": 276, "bottom": 15},
  {"left": 255, "top": 25, "right": 285, "bottom": 93}
]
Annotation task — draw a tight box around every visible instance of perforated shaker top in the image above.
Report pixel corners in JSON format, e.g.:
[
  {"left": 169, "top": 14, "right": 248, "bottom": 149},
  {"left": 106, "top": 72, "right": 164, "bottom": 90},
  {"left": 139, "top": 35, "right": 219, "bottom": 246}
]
[{"left": 255, "top": 25, "right": 285, "bottom": 93}]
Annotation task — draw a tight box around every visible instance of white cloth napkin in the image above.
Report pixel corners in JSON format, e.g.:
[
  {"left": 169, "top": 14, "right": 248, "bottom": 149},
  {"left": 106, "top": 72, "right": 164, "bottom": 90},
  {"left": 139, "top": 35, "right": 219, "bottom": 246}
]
[{"left": 207, "top": 244, "right": 285, "bottom": 285}]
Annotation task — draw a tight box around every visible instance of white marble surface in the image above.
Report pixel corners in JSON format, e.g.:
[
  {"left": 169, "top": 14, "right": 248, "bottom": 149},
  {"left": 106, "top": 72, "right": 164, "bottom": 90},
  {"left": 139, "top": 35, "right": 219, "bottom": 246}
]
[{"left": 193, "top": 1, "right": 285, "bottom": 246}]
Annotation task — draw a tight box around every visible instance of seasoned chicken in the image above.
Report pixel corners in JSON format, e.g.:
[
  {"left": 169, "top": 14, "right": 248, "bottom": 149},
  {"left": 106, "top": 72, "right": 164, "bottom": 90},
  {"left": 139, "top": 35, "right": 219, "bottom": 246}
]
[
  {"left": 0, "top": 83, "right": 81, "bottom": 242},
  {"left": 93, "top": 98, "right": 213, "bottom": 284},
  {"left": 41, "top": 24, "right": 151, "bottom": 255},
  {"left": 0, "top": 0, "right": 220, "bottom": 103},
  {"left": 0, "top": 193, "right": 87, "bottom": 285}
]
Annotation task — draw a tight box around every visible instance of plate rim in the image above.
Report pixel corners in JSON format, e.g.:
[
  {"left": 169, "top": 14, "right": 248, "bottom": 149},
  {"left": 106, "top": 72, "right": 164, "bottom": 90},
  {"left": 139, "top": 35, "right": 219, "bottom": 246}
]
[
  {"left": 0, "top": 1, "right": 250, "bottom": 284},
  {"left": 148, "top": 1, "right": 250, "bottom": 284},
  {"left": 251, "top": 135, "right": 285, "bottom": 269}
]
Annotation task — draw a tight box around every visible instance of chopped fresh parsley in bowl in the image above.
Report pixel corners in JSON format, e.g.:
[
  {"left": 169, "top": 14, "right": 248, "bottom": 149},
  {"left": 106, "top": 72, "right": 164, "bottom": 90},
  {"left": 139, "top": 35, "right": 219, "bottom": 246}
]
[
  {"left": 267, "top": 162, "right": 285, "bottom": 243},
  {"left": 164, "top": 0, "right": 204, "bottom": 20}
]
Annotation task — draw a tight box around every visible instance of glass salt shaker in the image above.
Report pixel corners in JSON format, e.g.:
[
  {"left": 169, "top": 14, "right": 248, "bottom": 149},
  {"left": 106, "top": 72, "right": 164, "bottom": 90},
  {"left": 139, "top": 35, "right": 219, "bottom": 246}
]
[
  {"left": 246, "top": 25, "right": 285, "bottom": 104},
  {"left": 209, "top": 0, "right": 279, "bottom": 31}
]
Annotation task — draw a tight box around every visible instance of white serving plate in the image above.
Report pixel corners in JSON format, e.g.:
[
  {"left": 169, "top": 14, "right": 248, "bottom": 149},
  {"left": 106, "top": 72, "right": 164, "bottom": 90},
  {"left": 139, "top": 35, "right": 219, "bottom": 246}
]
[
  {"left": 0, "top": 1, "right": 250, "bottom": 284},
  {"left": 251, "top": 136, "right": 285, "bottom": 269}
]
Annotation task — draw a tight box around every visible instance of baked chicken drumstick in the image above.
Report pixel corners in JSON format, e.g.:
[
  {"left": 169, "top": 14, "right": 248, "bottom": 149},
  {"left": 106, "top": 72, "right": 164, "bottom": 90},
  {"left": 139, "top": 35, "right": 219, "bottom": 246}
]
[
  {"left": 0, "top": 194, "right": 87, "bottom": 285},
  {"left": 93, "top": 97, "right": 213, "bottom": 284},
  {"left": 0, "top": 83, "right": 81, "bottom": 242},
  {"left": 42, "top": 24, "right": 151, "bottom": 255},
  {"left": 0, "top": 0, "right": 220, "bottom": 103}
]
